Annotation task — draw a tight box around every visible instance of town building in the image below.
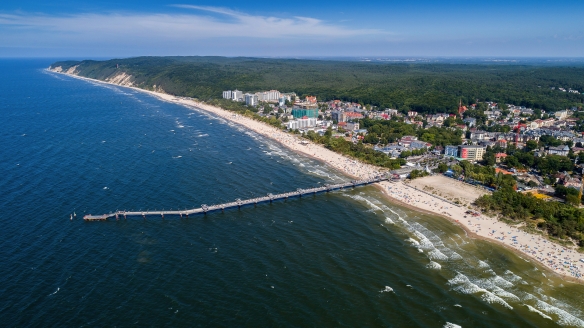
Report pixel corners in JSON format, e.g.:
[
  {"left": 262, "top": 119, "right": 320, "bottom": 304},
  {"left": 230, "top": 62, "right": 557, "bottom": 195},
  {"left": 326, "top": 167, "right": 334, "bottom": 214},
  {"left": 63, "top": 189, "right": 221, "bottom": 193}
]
[
  {"left": 463, "top": 117, "right": 477, "bottom": 127},
  {"left": 292, "top": 108, "right": 318, "bottom": 119},
  {"left": 546, "top": 145, "right": 569, "bottom": 156},
  {"left": 346, "top": 122, "right": 360, "bottom": 131},
  {"left": 286, "top": 117, "right": 317, "bottom": 130},
  {"left": 555, "top": 110, "right": 571, "bottom": 120},
  {"left": 344, "top": 112, "right": 364, "bottom": 121},
  {"left": 445, "top": 145, "right": 459, "bottom": 157},
  {"left": 495, "top": 153, "right": 508, "bottom": 163},
  {"left": 458, "top": 99, "right": 468, "bottom": 117},
  {"left": 562, "top": 175, "right": 581, "bottom": 189},
  {"left": 232, "top": 90, "right": 243, "bottom": 101},
  {"left": 256, "top": 90, "right": 281, "bottom": 102},
  {"left": 245, "top": 93, "right": 258, "bottom": 106},
  {"left": 459, "top": 145, "right": 486, "bottom": 161}
]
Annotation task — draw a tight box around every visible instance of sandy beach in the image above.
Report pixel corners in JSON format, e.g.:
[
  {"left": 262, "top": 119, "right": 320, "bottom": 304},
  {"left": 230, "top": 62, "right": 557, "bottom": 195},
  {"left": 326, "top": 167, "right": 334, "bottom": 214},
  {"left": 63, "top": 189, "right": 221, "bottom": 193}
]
[{"left": 50, "top": 68, "right": 584, "bottom": 283}]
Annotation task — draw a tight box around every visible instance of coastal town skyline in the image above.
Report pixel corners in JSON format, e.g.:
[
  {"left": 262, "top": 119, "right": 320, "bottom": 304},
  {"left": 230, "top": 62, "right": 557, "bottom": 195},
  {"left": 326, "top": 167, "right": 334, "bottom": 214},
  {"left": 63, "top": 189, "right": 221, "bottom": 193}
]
[{"left": 1, "top": 0, "right": 583, "bottom": 57}]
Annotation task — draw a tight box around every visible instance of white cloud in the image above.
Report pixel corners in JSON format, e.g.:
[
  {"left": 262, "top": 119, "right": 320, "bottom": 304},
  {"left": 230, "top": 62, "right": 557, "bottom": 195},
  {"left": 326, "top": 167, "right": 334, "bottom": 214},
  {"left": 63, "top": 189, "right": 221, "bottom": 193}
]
[{"left": 0, "top": 6, "right": 384, "bottom": 44}]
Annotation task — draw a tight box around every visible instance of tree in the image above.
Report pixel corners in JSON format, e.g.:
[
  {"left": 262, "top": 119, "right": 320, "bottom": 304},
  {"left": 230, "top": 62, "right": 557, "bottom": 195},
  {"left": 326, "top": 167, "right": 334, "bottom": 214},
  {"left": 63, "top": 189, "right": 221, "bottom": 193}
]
[
  {"left": 409, "top": 169, "right": 428, "bottom": 179},
  {"left": 566, "top": 194, "right": 581, "bottom": 206},
  {"left": 451, "top": 164, "right": 463, "bottom": 177},
  {"left": 437, "top": 162, "right": 448, "bottom": 173},
  {"left": 539, "top": 135, "right": 562, "bottom": 147},
  {"left": 526, "top": 140, "right": 538, "bottom": 151},
  {"left": 324, "top": 127, "right": 333, "bottom": 137},
  {"left": 505, "top": 155, "right": 521, "bottom": 168}
]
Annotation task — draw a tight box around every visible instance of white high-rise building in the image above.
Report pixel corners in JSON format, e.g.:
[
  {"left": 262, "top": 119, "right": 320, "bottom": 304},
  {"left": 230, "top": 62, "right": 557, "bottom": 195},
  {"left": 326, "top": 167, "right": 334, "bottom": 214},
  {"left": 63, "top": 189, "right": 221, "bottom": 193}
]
[
  {"left": 255, "top": 90, "right": 281, "bottom": 102},
  {"left": 256, "top": 92, "right": 268, "bottom": 102},
  {"left": 232, "top": 90, "right": 243, "bottom": 102},
  {"left": 245, "top": 93, "right": 258, "bottom": 106},
  {"left": 286, "top": 117, "right": 317, "bottom": 130},
  {"left": 222, "top": 90, "right": 232, "bottom": 99}
]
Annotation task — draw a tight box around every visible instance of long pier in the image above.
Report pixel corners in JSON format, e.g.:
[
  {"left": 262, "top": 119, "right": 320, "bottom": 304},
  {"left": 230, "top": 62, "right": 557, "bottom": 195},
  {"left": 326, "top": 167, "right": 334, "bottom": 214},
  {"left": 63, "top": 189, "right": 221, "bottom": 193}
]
[{"left": 83, "top": 176, "right": 388, "bottom": 221}]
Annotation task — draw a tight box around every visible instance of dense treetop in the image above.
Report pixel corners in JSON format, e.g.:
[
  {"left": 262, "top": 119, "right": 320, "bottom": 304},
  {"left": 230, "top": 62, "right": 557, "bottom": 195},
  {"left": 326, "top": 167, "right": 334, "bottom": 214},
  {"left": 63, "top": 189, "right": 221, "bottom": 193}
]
[{"left": 51, "top": 56, "right": 584, "bottom": 113}]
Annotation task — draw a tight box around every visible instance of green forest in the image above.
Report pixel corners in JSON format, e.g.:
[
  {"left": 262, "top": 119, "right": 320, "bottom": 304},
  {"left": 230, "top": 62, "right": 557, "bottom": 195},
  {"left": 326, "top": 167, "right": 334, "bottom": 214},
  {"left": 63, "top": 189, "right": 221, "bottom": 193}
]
[{"left": 51, "top": 56, "right": 584, "bottom": 114}]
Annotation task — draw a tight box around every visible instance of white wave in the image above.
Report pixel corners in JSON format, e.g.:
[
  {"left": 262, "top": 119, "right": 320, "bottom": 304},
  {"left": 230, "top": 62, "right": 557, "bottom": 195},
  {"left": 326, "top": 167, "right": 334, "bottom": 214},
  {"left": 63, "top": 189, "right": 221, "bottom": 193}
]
[
  {"left": 443, "top": 323, "right": 462, "bottom": 328},
  {"left": 454, "top": 304, "right": 462, "bottom": 308},
  {"left": 48, "top": 287, "right": 60, "bottom": 296},
  {"left": 380, "top": 286, "right": 394, "bottom": 293},
  {"left": 449, "top": 252, "right": 463, "bottom": 261},
  {"left": 536, "top": 300, "right": 584, "bottom": 327},
  {"left": 491, "top": 276, "right": 514, "bottom": 289},
  {"left": 491, "top": 286, "right": 520, "bottom": 302},
  {"left": 397, "top": 217, "right": 409, "bottom": 226},
  {"left": 386, "top": 207, "right": 405, "bottom": 221},
  {"left": 406, "top": 237, "right": 419, "bottom": 246},
  {"left": 525, "top": 304, "right": 553, "bottom": 320},
  {"left": 346, "top": 194, "right": 384, "bottom": 213},
  {"left": 172, "top": 156, "right": 182, "bottom": 159},
  {"left": 359, "top": 197, "right": 384, "bottom": 212},
  {"left": 478, "top": 260, "right": 490, "bottom": 269},
  {"left": 411, "top": 222, "right": 445, "bottom": 247},
  {"left": 197, "top": 134, "right": 209, "bottom": 137},
  {"left": 522, "top": 293, "right": 537, "bottom": 302},
  {"left": 413, "top": 231, "right": 435, "bottom": 250},
  {"left": 481, "top": 291, "right": 513, "bottom": 310},
  {"left": 449, "top": 274, "right": 515, "bottom": 310},
  {"left": 452, "top": 282, "right": 486, "bottom": 295},
  {"left": 426, "top": 261, "right": 442, "bottom": 270},
  {"left": 503, "top": 270, "right": 523, "bottom": 283},
  {"left": 428, "top": 249, "right": 449, "bottom": 261},
  {"left": 385, "top": 217, "right": 394, "bottom": 224},
  {"left": 448, "top": 273, "right": 487, "bottom": 294}
]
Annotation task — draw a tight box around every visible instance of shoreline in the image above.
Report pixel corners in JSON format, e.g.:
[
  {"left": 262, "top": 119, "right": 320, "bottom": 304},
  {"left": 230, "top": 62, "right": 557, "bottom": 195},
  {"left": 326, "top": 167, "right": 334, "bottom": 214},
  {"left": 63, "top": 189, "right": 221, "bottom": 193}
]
[
  {"left": 48, "top": 68, "right": 584, "bottom": 284},
  {"left": 375, "top": 183, "right": 584, "bottom": 285}
]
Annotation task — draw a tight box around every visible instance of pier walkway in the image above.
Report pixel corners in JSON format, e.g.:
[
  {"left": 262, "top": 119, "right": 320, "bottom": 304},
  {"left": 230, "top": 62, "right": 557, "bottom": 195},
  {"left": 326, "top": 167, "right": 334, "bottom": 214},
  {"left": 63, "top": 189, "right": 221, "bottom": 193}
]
[{"left": 83, "top": 176, "right": 388, "bottom": 221}]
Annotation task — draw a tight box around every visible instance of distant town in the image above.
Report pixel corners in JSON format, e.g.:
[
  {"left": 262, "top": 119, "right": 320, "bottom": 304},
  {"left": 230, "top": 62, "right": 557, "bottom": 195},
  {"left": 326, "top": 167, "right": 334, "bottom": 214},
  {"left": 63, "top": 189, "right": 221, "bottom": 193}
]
[{"left": 223, "top": 87, "right": 584, "bottom": 206}]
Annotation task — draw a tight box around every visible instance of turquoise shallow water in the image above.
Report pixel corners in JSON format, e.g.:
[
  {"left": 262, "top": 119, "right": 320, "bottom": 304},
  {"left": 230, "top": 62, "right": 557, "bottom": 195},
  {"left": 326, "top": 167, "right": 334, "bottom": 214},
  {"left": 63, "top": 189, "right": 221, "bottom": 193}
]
[{"left": 1, "top": 59, "right": 584, "bottom": 327}]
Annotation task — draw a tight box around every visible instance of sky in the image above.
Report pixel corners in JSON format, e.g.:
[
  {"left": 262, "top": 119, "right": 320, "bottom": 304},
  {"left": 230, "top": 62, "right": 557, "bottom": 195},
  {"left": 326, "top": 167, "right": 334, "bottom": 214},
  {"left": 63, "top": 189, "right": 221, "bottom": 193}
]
[{"left": 1, "top": 0, "right": 583, "bottom": 58}]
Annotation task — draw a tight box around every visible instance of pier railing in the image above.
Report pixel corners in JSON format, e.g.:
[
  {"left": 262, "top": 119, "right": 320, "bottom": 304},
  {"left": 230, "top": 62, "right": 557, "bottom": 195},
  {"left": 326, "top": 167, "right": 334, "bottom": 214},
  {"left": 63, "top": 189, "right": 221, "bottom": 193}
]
[{"left": 83, "top": 176, "right": 388, "bottom": 221}]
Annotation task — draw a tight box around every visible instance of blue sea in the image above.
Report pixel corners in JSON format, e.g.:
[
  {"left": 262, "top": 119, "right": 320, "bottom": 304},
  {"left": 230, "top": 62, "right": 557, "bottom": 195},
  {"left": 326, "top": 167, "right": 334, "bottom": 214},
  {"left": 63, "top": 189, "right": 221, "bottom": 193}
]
[{"left": 1, "top": 59, "right": 584, "bottom": 327}]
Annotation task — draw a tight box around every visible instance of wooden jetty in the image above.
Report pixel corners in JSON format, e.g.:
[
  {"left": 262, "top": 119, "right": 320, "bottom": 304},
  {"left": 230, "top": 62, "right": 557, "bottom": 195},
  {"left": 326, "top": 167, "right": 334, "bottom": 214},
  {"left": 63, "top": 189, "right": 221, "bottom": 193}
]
[{"left": 83, "top": 176, "right": 388, "bottom": 221}]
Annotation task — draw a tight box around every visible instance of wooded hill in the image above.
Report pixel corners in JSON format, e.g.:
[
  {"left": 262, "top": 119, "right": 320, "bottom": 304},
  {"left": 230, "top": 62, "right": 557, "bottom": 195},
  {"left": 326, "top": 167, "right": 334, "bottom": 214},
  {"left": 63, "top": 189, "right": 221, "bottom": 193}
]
[{"left": 51, "top": 56, "right": 584, "bottom": 113}]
